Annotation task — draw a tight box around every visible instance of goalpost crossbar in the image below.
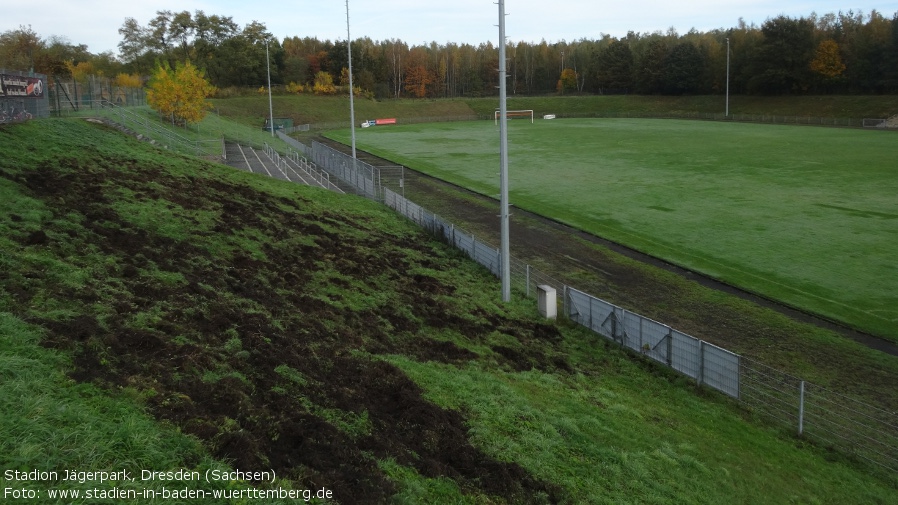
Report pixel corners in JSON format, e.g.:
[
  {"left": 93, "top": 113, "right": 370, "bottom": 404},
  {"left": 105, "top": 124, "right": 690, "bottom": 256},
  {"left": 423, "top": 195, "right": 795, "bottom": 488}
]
[{"left": 495, "top": 109, "right": 534, "bottom": 124}]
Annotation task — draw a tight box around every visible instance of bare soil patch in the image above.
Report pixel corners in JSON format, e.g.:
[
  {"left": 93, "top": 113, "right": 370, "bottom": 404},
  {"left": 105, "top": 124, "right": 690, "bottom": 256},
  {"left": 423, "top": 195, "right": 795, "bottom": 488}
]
[{"left": 3, "top": 155, "right": 565, "bottom": 504}]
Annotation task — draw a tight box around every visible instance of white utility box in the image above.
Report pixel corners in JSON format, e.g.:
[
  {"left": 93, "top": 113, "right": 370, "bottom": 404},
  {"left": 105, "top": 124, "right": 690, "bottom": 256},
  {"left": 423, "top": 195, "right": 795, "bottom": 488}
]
[{"left": 537, "top": 285, "right": 557, "bottom": 320}]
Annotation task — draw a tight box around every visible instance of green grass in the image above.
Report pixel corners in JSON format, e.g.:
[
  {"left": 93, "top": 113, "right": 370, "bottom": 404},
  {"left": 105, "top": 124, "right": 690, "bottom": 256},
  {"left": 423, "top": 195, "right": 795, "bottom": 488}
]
[
  {"left": 326, "top": 118, "right": 898, "bottom": 341},
  {"left": 385, "top": 351, "right": 898, "bottom": 504},
  {"left": 2, "top": 117, "right": 897, "bottom": 503},
  {"left": 0, "top": 312, "right": 248, "bottom": 505}
]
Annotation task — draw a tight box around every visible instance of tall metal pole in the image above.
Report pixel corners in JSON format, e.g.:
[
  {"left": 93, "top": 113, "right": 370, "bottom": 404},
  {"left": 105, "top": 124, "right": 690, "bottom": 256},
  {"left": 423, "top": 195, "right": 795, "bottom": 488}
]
[
  {"left": 498, "top": 0, "right": 511, "bottom": 302},
  {"left": 725, "top": 37, "right": 730, "bottom": 117},
  {"left": 346, "top": 0, "right": 357, "bottom": 161},
  {"left": 266, "top": 40, "right": 274, "bottom": 137}
]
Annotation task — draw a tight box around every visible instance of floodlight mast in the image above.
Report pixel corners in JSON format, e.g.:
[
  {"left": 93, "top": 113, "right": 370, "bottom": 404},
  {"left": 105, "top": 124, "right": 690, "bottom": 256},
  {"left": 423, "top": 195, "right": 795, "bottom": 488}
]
[
  {"left": 346, "top": 0, "right": 358, "bottom": 162},
  {"left": 498, "top": 0, "right": 511, "bottom": 303},
  {"left": 266, "top": 40, "right": 274, "bottom": 137},
  {"left": 725, "top": 37, "right": 730, "bottom": 117}
]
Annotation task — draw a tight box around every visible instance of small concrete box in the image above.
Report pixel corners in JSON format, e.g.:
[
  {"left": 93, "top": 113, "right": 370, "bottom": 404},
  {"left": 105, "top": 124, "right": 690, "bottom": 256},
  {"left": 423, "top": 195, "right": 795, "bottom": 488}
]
[{"left": 537, "top": 285, "right": 557, "bottom": 319}]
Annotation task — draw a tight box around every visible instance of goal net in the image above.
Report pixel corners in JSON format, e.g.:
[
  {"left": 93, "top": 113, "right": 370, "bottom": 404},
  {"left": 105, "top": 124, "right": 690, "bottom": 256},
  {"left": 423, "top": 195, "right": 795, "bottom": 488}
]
[{"left": 495, "top": 109, "right": 534, "bottom": 124}]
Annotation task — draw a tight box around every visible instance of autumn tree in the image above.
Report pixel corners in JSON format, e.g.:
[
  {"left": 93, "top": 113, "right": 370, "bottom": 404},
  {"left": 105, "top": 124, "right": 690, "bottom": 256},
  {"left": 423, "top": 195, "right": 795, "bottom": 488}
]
[
  {"left": 404, "top": 65, "right": 432, "bottom": 97},
  {"left": 147, "top": 60, "right": 214, "bottom": 126},
  {"left": 312, "top": 70, "right": 336, "bottom": 94},
  {"left": 65, "top": 60, "right": 96, "bottom": 82},
  {"left": 810, "top": 39, "right": 846, "bottom": 78},
  {"left": 404, "top": 47, "right": 433, "bottom": 98},
  {"left": 557, "top": 68, "right": 578, "bottom": 93}
]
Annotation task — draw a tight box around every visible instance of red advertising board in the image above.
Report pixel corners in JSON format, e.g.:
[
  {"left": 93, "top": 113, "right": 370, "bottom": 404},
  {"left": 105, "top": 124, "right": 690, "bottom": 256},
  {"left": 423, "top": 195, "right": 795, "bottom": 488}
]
[
  {"left": 375, "top": 118, "right": 397, "bottom": 125},
  {"left": 0, "top": 75, "right": 44, "bottom": 98}
]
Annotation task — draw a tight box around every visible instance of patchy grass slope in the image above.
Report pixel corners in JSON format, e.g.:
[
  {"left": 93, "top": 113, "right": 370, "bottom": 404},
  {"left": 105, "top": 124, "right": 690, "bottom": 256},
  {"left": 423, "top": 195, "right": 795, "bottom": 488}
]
[{"left": 1, "top": 119, "right": 896, "bottom": 504}]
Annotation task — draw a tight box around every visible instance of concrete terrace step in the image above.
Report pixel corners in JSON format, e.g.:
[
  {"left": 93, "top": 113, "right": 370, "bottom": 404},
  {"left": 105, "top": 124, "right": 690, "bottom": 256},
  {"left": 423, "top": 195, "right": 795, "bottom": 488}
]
[{"left": 222, "top": 141, "right": 342, "bottom": 193}]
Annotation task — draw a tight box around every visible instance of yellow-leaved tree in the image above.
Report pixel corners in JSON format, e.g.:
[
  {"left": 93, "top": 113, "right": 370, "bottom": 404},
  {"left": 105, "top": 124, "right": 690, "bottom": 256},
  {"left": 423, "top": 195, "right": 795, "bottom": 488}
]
[
  {"left": 312, "top": 71, "right": 336, "bottom": 95},
  {"left": 557, "top": 68, "right": 578, "bottom": 94},
  {"left": 65, "top": 60, "right": 96, "bottom": 83},
  {"left": 810, "top": 39, "right": 846, "bottom": 79},
  {"left": 147, "top": 61, "right": 215, "bottom": 126},
  {"left": 113, "top": 73, "right": 142, "bottom": 89},
  {"left": 111, "top": 73, "right": 143, "bottom": 106}
]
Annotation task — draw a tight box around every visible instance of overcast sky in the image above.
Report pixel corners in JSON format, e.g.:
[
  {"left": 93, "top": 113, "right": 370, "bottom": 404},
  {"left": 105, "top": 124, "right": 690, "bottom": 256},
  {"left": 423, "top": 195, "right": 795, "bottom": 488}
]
[{"left": 7, "top": 1, "right": 898, "bottom": 56}]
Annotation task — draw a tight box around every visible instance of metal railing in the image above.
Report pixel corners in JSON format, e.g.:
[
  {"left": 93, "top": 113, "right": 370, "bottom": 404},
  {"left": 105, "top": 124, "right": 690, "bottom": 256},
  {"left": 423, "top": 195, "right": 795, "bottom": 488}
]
[
  {"left": 97, "top": 101, "right": 224, "bottom": 160},
  {"left": 262, "top": 143, "right": 343, "bottom": 193}
]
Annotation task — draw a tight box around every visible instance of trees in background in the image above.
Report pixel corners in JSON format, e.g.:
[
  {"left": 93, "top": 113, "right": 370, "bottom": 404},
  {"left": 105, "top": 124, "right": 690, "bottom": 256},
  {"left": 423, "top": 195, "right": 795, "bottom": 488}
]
[{"left": 2, "top": 9, "right": 897, "bottom": 98}]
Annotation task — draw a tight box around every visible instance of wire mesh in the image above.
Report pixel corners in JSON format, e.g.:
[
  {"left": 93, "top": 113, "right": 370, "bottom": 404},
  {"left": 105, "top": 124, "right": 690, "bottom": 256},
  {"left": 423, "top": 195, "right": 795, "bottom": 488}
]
[{"left": 802, "top": 382, "right": 898, "bottom": 472}]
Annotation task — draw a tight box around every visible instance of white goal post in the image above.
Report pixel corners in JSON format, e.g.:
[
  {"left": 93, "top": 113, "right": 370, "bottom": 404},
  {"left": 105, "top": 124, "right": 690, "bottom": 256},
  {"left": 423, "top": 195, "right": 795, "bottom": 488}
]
[
  {"left": 863, "top": 118, "right": 887, "bottom": 128},
  {"left": 495, "top": 109, "right": 534, "bottom": 124}
]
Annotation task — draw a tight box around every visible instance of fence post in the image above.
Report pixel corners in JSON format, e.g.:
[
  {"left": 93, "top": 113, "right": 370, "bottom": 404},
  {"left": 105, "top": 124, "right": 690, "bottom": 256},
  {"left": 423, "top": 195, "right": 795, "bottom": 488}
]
[
  {"left": 526, "top": 265, "right": 531, "bottom": 297},
  {"left": 698, "top": 341, "right": 705, "bottom": 386},
  {"left": 562, "top": 285, "right": 568, "bottom": 320},
  {"left": 638, "top": 317, "right": 643, "bottom": 353},
  {"left": 798, "top": 381, "right": 806, "bottom": 436},
  {"left": 666, "top": 328, "right": 673, "bottom": 366},
  {"left": 614, "top": 309, "right": 622, "bottom": 346}
]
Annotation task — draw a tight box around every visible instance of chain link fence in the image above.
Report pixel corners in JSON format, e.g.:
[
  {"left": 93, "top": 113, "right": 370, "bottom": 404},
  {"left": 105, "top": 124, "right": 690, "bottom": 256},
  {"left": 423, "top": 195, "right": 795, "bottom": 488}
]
[
  {"left": 94, "top": 101, "right": 224, "bottom": 160},
  {"left": 739, "top": 357, "right": 898, "bottom": 473},
  {"left": 48, "top": 75, "right": 145, "bottom": 116}
]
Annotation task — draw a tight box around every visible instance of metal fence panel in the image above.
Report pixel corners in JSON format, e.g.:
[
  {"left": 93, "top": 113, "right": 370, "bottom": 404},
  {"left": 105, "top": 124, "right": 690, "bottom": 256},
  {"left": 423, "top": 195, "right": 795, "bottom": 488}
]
[
  {"left": 701, "top": 342, "right": 740, "bottom": 398},
  {"left": 384, "top": 187, "right": 399, "bottom": 209},
  {"left": 619, "top": 310, "right": 642, "bottom": 352},
  {"left": 639, "top": 316, "right": 672, "bottom": 365},
  {"left": 671, "top": 330, "right": 701, "bottom": 379},
  {"left": 455, "top": 232, "right": 475, "bottom": 259},
  {"left": 567, "top": 288, "right": 615, "bottom": 337},
  {"left": 566, "top": 287, "right": 589, "bottom": 324},
  {"left": 474, "top": 242, "right": 500, "bottom": 277}
]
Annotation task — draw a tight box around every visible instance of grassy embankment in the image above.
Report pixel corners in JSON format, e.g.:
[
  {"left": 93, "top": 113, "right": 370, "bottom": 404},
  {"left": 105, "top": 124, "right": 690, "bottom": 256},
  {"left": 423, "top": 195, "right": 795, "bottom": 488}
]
[
  {"left": 210, "top": 92, "right": 898, "bottom": 128},
  {"left": 1, "top": 117, "right": 896, "bottom": 503}
]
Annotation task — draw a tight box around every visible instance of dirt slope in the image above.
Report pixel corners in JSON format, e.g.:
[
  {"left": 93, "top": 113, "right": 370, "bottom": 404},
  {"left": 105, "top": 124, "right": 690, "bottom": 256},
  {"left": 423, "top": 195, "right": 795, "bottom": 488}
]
[{"left": 1, "top": 120, "right": 564, "bottom": 504}]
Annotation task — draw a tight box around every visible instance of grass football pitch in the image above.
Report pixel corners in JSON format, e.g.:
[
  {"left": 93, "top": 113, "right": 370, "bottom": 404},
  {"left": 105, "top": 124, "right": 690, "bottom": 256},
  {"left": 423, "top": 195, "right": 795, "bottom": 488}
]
[{"left": 328, "top": 118, "right": 898, "bottom": 342}]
